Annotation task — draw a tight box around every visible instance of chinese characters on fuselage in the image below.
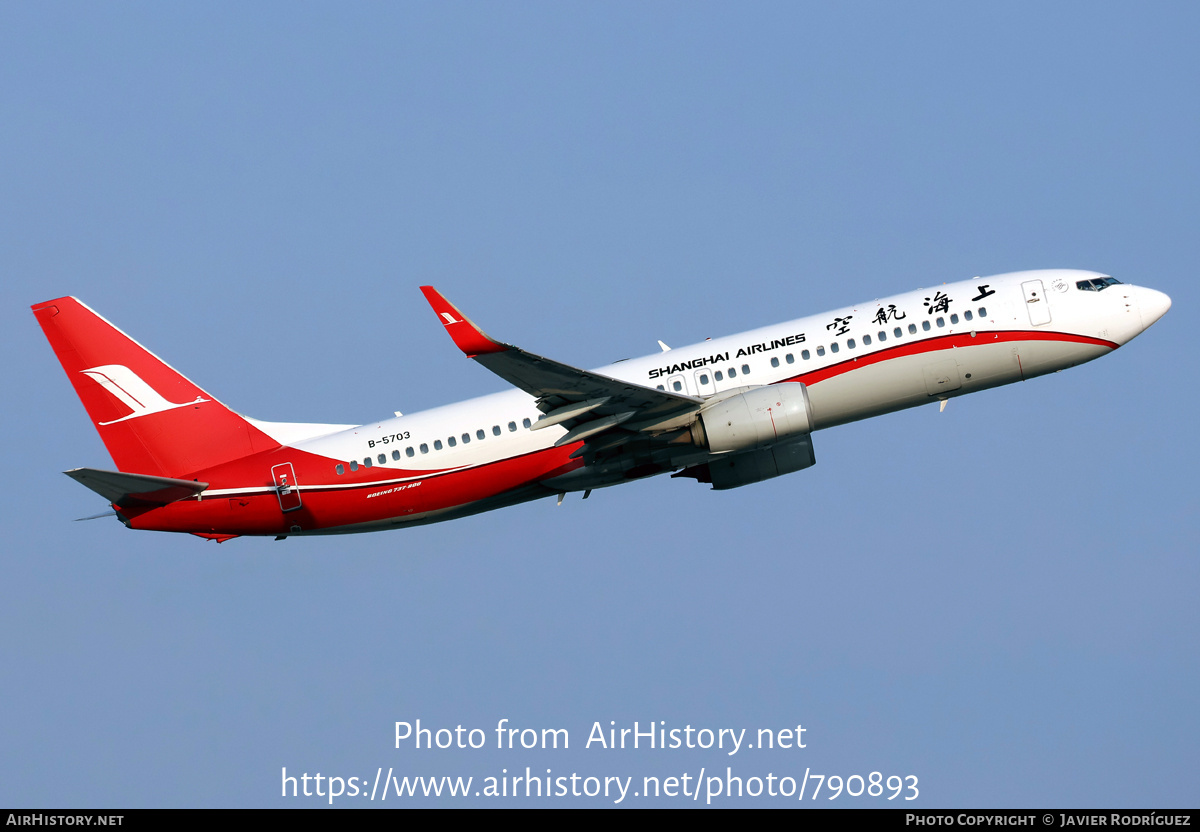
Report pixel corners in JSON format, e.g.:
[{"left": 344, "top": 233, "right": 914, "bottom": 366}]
[{"left": 647, "top": 285, "right": 984, "bottom": 382}]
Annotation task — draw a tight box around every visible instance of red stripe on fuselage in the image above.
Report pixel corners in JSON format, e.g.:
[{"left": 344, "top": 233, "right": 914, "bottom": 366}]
[{"left": 782, "top": 329, "right": 1117, "bottom": 387}]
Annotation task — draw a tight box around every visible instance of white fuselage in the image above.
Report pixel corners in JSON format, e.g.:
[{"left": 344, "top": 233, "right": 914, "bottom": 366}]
[
  {"left": 41, "top": 268, "right": 1169, "bottom": 539},
  {"left": 292, "top": 269, "right": 1162, "bottom": 477}
]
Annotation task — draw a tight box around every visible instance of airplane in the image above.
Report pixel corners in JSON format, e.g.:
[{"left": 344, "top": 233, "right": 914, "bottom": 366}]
[{"left": 32, "top": 268, "right": 1170, "bottom": 543}]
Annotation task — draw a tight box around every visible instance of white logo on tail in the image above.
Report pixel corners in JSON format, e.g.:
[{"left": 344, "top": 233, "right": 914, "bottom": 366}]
[
  {"left": 439, "top": 312, "right": 461, "bottom": 325},
  {"left": 80, "top": 364, "right": 208, "bottom": 425}
]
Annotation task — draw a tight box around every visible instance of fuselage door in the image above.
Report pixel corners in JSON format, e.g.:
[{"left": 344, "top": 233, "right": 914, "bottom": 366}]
[
  {"left": 1021, "top": 279, "right": 1052, "bottom": 326},
  {"left": 694, "top": 369, "right": 715, "bottom": 397},
  {"left": 271, "top": 462, "right": 303, "bottom": 512}
]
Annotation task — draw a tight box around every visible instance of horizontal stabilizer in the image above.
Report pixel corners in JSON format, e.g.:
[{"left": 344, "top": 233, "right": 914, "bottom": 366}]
[
  {"left": 74, "top": 510, "right": 118, "bottom": 521},
  {"left": 64, "top": 467, "right": 208, "bottom": 508}
]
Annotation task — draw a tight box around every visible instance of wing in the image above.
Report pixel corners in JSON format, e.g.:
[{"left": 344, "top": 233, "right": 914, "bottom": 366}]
[{"left": 419, "top": 286, "right": 703, "bottom": 453}]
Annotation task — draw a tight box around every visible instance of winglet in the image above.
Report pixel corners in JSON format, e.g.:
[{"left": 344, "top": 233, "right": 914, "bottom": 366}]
[{"left": 419, "top": 286, "right": 508, "bottom": 358}]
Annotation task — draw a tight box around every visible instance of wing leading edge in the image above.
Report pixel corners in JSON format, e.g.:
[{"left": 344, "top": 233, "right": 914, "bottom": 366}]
[{"left": 419, "top": 286, "right": 703, "bottom": 452}]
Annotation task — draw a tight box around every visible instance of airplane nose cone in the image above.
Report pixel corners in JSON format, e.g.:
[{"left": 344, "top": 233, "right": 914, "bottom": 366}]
[{"left": 1139, "top": 287, "right": 1172, "bottom": 329}]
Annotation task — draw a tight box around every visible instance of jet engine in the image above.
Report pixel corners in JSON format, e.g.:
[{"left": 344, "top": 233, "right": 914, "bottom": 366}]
[
  {"left": 676, "top": 383, "right": 817, "bottom": 489},
  {"left": 693, "top": 383, "right": 813, "bottom": 452}
]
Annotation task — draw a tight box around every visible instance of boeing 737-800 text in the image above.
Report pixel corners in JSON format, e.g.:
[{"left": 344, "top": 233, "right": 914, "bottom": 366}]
[{"left": 33, "top": 269, "right": 1170, "bottom": 542}]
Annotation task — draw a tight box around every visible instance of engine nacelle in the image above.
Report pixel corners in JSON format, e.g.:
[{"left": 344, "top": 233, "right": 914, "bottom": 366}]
[
  {"left": 671, "top": 383, "right": 817, "bottom": 489},
  {"left": 706, "top": 436, "right": 816, "bottom": 490},
  {"left": 695, "top": 383, "right": 813, "bottom": 453}
]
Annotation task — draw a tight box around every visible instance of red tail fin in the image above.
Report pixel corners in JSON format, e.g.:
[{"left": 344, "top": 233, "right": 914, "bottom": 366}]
[{"left": 32, "top": 297, "right": 278, "bottom": 477}]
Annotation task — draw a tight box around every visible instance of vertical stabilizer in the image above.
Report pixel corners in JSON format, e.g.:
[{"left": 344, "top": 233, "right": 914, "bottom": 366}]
[{"left": 32, "top": 297, "right": 279, "bottom": 477}]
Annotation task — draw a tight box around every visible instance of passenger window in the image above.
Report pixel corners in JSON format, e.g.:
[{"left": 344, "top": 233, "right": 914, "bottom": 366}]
[
  {"left": 375, "top": 454, "right": 383, "bottom": 464},
  {"left": 908, "top": 323, "right": 917, "bottom": 334},
  {"left": 476, "top": 429, "right": 485, "bottom": 440},
  {"left": 508, "top": 421, "right": 517, "bottom": 432},
  {"left": 462, "top": 433, "right": 470, "bottom": 444},
  {"left": 848, "top": 338, "right": 856, "bottom": 349},
  {"left": 364, "top": 457, "right": 372, "bottom": 468},
  {"left": 770, "top": 357, "right": 779, "bottom": 368},
  {"left": 802, "top": 349, "right": 811, "bottom": 360},
  {"left": 741, "top": 364, "right": 750, "bottom": 374},
  {"left": 420, "top": 443, "right": 429, "bottom": 454},
  {"left": 406, "top": 447, "right": 415, "bottom": 457},
  {"left": 392, "top": 450, "right": 400, "bottom": 461},
  {"left": 878, "top": 331, "right": 887, "bottom": 341},
  {"left": 816, "top": 346, "right": 825, "bottom": 356},
  {"left": 922, "top": 320, "right": 931, "bottom": 331},
  {"left": 336, "top": 463, "right": 345, "bottom": 475},
  {"left": 672, "top": 380, "right": 682, "bottom": 391},
  {"left": 523, "top": 418, "right": 531, "bottom": 428},
  {"left": 950, "top": 313, "right": 959, "bottom": 324},
  {"left": 936, "top": 317, "right": 945, "bottom": 328},
  {"left": 433, "top": 440, "right": 443, "bottom": 451},
  {"left": 447, "top": 436, "right": 456, "bottom": 447},
  {"left": 978, "top": 306, "right": 987, "bottom": 316},
  {"left": 863, "top": 334, "right": 871, "bottom": 345},
  {"left": 492, "top": 425, "right": 501, "bottom": 436},
  {"left": 699, "top": 373, "right": 710, "bottom": 384},
  {"left": 728, "top": 367, "right": 737, "bottom": 378},
  {"left": 715, "top": 371, "right": 724, "bottom": 381},
  {"left": 964, "top": 310, "right": 973, "bottom": 321},
  {"left": 786, "top": 353, "right": 795, "bottom": 364},
  {"left": 656, "top": 384, "right": 664, "bottom": 390},
  {"left": 895, "top": 327, "right": 903, "bottom": 338},
  {"left": 830, "top": 342, "right": 839, "bottom": 353},
  {"left": 350, "top": 460, "right": 359, "bottom": 471}
]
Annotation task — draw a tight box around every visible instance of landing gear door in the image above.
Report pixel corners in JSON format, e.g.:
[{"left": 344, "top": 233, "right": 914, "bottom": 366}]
[
  {"left": 272, "top": 462, "right": 302, "bottom": 512},
  {"left": 1021, "top": 279, "right": 1052, "bottom": 326}
]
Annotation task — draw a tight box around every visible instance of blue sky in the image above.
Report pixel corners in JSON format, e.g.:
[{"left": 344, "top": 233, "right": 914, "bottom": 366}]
[{"left": 1, "top": 2, "right": 1196, "bottom": 807}]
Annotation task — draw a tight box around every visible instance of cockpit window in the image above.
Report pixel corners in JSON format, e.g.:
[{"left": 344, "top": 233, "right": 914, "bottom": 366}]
[{"left": 1077, "top": 277, "right": 1123, "bottom": 292}]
